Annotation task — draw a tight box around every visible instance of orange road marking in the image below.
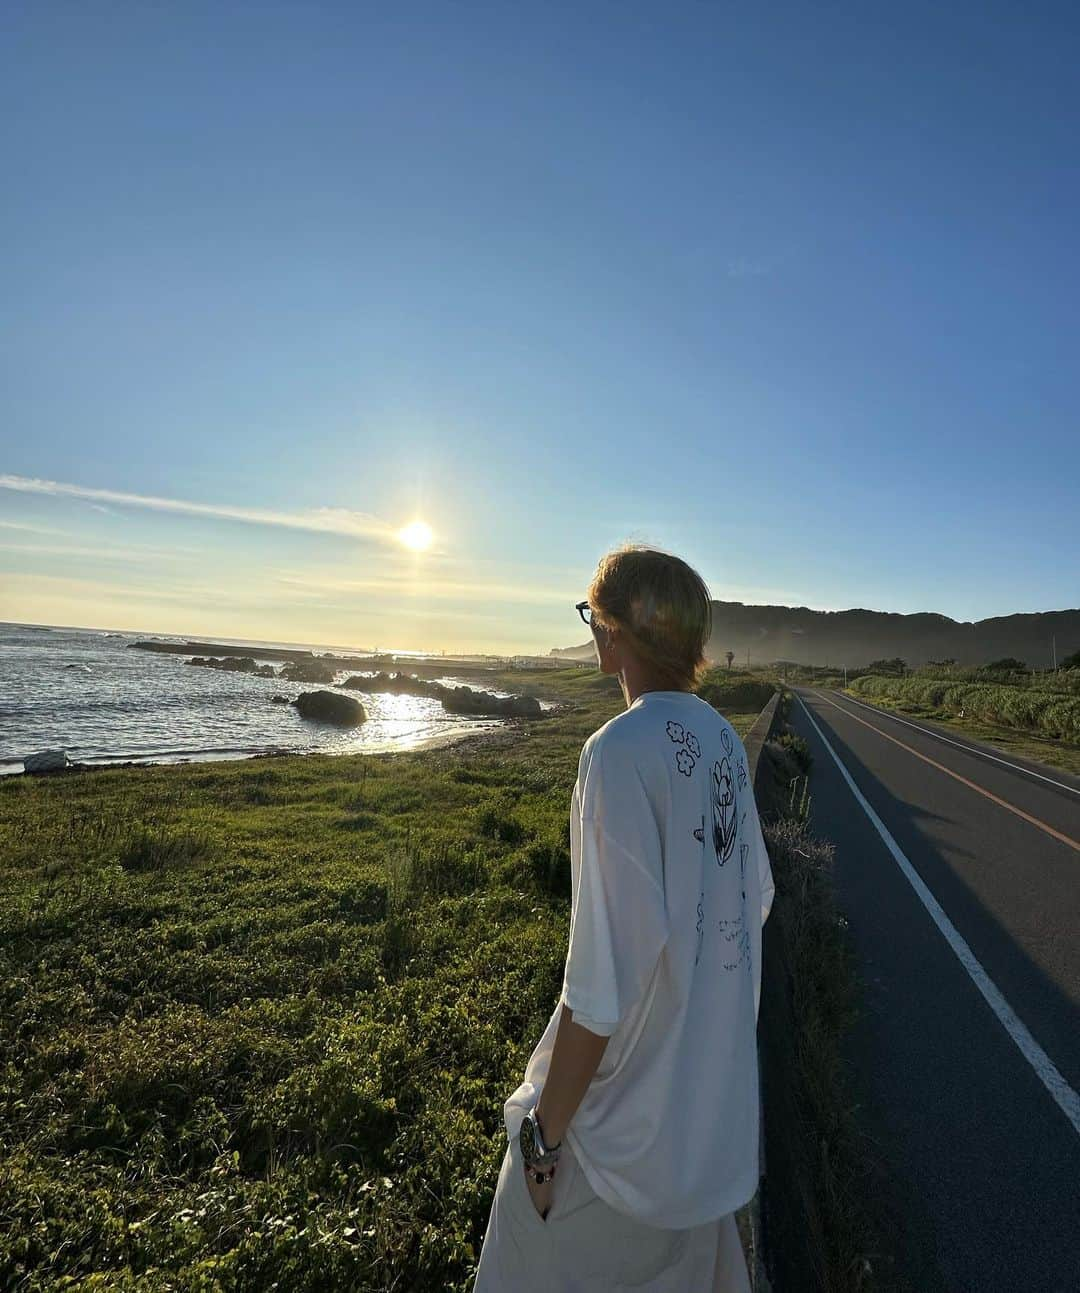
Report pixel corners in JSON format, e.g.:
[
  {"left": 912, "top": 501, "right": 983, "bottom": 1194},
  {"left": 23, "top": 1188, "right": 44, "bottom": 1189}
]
[{"left": 810, "top": 690, "right": 1080, "bottom": 854}]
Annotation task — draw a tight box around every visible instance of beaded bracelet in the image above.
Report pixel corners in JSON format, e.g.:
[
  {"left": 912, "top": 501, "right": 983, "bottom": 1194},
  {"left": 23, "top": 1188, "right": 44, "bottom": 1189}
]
[{"left": 523, "top": 1153, "right": 559, "bottom": 1185}]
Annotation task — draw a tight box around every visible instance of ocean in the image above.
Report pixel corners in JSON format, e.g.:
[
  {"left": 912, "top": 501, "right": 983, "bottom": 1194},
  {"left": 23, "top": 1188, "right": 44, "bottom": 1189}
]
[{"left": 0, "top": 622, "right": 536, "bottom": 776}]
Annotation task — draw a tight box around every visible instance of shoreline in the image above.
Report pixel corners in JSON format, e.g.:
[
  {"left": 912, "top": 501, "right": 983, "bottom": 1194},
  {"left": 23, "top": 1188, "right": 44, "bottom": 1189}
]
[{"left": 3, "top": 715, "right": 533, "bottom": 780}]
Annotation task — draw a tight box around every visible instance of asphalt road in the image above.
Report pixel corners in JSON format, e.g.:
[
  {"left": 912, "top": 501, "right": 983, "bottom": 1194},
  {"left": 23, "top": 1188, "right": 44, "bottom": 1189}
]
[{"left": 788, "top": 688, "right": 1080, "bottom": 1293}]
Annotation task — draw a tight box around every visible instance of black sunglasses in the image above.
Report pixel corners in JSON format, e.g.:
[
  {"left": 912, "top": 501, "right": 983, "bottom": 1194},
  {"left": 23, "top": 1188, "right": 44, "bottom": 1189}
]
[{"left": 575, "top": 600, "right": 593, "bottom": 626}]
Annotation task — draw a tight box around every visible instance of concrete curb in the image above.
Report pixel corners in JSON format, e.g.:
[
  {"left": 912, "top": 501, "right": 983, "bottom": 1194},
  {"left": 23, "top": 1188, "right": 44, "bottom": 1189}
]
[{"left": 739, "top": 689, "right": 787, "bottom": 1291}]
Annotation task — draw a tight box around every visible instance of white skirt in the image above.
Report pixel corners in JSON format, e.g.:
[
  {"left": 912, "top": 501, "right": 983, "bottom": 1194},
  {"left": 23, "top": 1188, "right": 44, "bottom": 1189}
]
[{"left": 473, "top": 1131, "right": 753, "bottom": 1292}]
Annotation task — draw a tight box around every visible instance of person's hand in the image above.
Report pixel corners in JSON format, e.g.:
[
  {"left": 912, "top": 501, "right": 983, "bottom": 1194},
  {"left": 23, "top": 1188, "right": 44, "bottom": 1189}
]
[{"left": 524, "top": 1161, "right": 556, "bottom": 1221}]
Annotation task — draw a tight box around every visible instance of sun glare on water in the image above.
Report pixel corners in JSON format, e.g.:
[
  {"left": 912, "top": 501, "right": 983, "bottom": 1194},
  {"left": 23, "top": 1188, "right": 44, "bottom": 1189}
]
[{"left": 397, "top": 520, "right": 434, "bottom": 551}]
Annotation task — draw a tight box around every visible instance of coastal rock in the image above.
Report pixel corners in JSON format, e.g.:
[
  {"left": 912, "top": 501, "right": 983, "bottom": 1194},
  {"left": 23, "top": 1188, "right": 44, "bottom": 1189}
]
[
  {"left": 279, "top": 660, "right": 338, "bottom": 685},
  {"left": 436, "top": 684, "right": 543, "bottom": 718},
  {"left": 187, "top": 655, "right": 262, "bottom": 673},
  {"left": 505, "top": 694, "right": 543, "bottom": 717},
  {"left": 24, "top": 748, "right": 71, "bottom": 773},
  {"left": 338, "top": 672, "right": 543, "bottom": 716},
  {"left": 341, "top": 670, "right": 434, "bottom": 697},
  {"left": 270, "top": 694, "right": 292, "bottom": 704},
  {"left": 292, "top": 690, "right": 367, "bottom": 726}
]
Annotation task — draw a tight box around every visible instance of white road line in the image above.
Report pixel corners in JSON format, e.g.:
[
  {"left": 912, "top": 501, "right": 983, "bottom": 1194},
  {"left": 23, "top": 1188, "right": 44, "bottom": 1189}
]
[
  {"left": 795, "top": 691, "right": 1080, "bottom": 1141},
  {"left": 822, "top": 689, "right": 1080, "bottom": 798}
]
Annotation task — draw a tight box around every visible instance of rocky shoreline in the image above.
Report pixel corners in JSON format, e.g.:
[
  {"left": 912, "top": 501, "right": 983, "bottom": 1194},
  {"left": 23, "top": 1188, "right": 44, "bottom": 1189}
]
[
  {"left": 15, "top": 714, "right": 531, "bottom": 779},
  {"left": 15, "top": 656, "right": 559, "bottom": 774},
  {"left": 11, "top": 641, "right": 566, "bottom": 777},
  {"left": 184, "top": 656, "right": 549, "bottom": 726},
  {"left": 130, "top": 638, "right": 557, "bottom": 681}
]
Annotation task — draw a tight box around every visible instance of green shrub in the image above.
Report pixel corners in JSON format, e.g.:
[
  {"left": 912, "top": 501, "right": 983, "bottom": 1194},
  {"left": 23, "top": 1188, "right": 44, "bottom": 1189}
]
[
  {"left": 850, "top": 673, "right": 1080, "bottom": 742},
  {"left": 696, "top": 673, "right": 776, "bottom": 713},
  {"left": 776, "top": 730, "right": 812, "bottom": 773}
]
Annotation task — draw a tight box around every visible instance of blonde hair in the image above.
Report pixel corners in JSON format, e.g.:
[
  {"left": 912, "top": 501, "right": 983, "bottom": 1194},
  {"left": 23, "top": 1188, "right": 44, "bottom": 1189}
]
[{"left": 587, "top": 544, "right": 713, "bottom": 690}]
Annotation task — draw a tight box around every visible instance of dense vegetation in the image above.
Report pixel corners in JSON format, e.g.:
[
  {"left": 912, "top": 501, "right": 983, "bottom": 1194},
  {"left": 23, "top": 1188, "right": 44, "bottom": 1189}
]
[
  {"left": 848, "top": 664, "right": 1080, "bottom": 742},
  {"left": 0, "top": 666, "right": 773, "bottom": 1291}
]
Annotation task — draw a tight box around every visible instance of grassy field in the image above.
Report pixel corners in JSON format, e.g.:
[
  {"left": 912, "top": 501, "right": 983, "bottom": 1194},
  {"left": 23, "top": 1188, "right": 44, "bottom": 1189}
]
[{"left": 0, "top": 665, "right": 775, "bottom": 1291}]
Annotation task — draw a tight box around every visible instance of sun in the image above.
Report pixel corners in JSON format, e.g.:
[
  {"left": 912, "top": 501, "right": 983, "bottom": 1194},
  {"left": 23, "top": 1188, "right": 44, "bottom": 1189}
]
[{"left": 397, "top": 520, "right": 434, "bottom": 552}]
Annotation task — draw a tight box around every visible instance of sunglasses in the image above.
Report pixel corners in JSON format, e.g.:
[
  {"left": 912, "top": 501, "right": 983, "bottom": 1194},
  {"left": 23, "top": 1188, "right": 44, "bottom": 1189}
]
[{"left": 575, "top": 600, "right": 593, "bottom": 627}]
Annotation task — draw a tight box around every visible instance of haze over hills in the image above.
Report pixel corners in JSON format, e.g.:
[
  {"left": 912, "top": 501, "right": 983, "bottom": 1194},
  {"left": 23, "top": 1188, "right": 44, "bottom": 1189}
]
[{"left": 551, "top": 602, "right": 1080, "bottom": 671}]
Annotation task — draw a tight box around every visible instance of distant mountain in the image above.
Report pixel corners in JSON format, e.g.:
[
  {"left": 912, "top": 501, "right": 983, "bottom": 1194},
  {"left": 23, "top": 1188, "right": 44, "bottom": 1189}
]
[{"left": 550, "top": 601, "right": 1080, "bottom": 670}]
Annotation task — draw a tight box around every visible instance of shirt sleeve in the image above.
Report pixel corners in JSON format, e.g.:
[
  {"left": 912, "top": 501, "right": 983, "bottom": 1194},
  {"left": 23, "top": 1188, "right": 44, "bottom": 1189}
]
[{"left": 560, "top": 738, "right": 670, "bottom": 1037}]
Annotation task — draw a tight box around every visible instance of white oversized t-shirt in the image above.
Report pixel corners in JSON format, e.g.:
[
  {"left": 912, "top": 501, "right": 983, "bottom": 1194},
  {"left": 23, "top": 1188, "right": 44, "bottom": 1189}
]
[{"left": 504, "top": 689, "right": 775, "bottom": 1229}]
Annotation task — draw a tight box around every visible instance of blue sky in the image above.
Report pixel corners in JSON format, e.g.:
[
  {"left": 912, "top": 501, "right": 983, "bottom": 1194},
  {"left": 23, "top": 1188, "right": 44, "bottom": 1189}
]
[{"left": 2, "top": 2, "right": 1077, "bottom": 653}]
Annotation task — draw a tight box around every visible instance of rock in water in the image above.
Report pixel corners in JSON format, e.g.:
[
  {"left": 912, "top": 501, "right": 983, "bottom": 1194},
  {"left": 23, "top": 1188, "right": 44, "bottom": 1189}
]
[
  {"left": 279, "top": 660, "right": 338, "bottom": 684},
  {"left": 341, "top": 671, "right": 434, "bottom": 697},
  {"left": 292, "top": 690, "right": 367, "bottom": 726},
  {"left": 187, "top": 655, "right": 261, "bottom": 673},
  {"left": 436, "top": 684, "right": 543, "bottom": 718},
  {"left": 24, "top": 749, "right": 71, "bottom": 773}
]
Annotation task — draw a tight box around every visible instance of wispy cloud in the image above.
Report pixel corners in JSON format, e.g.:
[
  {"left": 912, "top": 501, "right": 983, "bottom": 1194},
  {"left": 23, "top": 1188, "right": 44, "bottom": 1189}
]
[
  {"left": 272, "top": 568, "right": 572, "bottom": 607},
  {"left": 2, "top": 570, "right": 244, "bottom": 605},
  {"left": 0, "top": 519, "right": 68, "bottom": 536},
  {"left": 0, "top": 474, "right": 397, "bottom": 544},
  {"left": 1, "top": 569, "right": 544, "bottom": 630},
  {"left": 0, "top": 541, "right": 205, "bottom": 561}
]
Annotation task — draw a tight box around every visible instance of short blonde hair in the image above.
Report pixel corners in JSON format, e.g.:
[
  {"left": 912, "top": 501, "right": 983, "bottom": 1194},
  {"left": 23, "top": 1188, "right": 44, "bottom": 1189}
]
[{"left": 587, "top": 544, "right": 713, "bottom": 690}]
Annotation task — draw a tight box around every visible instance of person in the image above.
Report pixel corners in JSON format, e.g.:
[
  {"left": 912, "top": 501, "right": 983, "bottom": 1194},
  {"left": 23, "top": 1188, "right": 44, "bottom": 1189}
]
[{"left": 473, "top": 544, "right": 775, "bottom": 1292}]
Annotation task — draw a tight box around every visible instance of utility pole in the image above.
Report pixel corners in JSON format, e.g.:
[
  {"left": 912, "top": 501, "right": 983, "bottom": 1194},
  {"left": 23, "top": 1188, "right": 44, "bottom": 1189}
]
[{"left": 1052, "top": 635, "right": 1057, "bottom": 672}]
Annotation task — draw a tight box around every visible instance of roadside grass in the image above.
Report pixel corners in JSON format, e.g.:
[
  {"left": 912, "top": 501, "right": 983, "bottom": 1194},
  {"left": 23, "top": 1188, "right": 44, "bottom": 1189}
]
[
  {"left": 838, "top": 684, "right": 1080, "bottom": 778},
  {"left": 847, "top": 671, "right": 1079, "bottom": 743}
]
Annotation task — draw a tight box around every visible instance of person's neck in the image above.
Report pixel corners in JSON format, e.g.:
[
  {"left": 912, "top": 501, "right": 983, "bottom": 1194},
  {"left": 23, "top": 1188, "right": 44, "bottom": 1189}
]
[{"left": 618, "top": 669, "right": 686, "bottom": 708}]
